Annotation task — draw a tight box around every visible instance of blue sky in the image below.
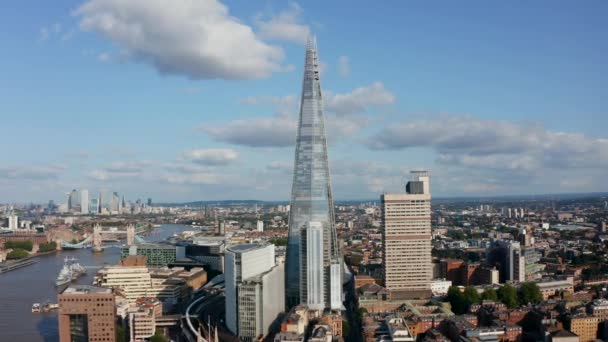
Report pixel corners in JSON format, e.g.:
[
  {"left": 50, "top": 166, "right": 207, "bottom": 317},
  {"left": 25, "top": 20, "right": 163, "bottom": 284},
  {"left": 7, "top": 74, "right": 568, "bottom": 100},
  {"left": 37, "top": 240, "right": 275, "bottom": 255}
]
[{"left": 1, "top": 0, "right": 607, "bottom": 203}]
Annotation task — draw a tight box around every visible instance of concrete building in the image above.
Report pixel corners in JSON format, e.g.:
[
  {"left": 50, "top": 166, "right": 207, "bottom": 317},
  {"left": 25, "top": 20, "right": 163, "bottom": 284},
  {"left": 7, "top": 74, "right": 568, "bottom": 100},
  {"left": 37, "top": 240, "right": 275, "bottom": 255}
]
[
  {"left": 129, "top": 297, "right": 162, "bottom": 342},
  {"left": 430, "top": 279, "right": 452, "bottom": 296},
  {"left": 225, "top": 243, "right": 276, "bottom": 336},
  {"left": 238, "top": 263, "right": 285, "bottom": 341},
  {"left": 93, "top": 262, "right": 188, "bottom": 307},
  {"left": 569, "top": 315, "right": 600, "bottom": 342},
  {"left": 257, "top": 220, "right": 264, "bottom": 232},
  {"left": 537, "top": 277, "right": 574, "bottom": 300},
  {"left": 58, "top": 285, "right": 116, "bottom": 342},
  {"left": 80, "top": 189, "right": 89, "bottom": 214},
  {"left": 7, "top": 213, "right": 18, "bottom": 230},
  {"left": 186, "top": 237, "right": 226, "bottom": 272},
  {"left": 487, "top": 240, "right": 525, "bottom": 283},
  {"left": 381, "top": 171, "right": 432, "bottom": 298}
]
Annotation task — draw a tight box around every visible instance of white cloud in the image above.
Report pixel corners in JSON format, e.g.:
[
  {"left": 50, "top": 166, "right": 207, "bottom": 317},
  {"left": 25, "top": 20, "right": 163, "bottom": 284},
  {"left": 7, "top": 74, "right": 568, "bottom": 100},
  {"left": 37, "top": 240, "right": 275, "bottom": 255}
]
[
  {"left": 183, "top": 148, "right": 239, "bottom": 165},
  {"left": 97, "top": 52, "right": 111, "bottom": 63},
  {"left": 337, "top": 56, "right": 350, "bottom": 78},
  {"left": 203, "top": 114, "right": 297, "bottom": 148},
  {"left": 88, "top": 161, "right": 148, "bottom": 181},
  {"left": 368, "top": 115, "right": 608, "bottom": 167},
  {"left": 255, "top": 2, "right": 310, "bottom": 44},
  {"left": 74, "top": 0, "right": 285, "bottom": 80},
  {"left": 325, "top": 82, "right": 396, "bottom": 116},
  {"left": 39, "top": 27, "right": 50, "bottom": 41}
]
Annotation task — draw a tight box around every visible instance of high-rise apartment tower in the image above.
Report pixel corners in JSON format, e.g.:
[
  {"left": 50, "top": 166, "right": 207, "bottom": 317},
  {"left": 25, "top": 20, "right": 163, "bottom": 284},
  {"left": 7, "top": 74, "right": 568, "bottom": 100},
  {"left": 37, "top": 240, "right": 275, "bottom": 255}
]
[{"left": 381, "top": 171, "right": 432, "bottom": 299}]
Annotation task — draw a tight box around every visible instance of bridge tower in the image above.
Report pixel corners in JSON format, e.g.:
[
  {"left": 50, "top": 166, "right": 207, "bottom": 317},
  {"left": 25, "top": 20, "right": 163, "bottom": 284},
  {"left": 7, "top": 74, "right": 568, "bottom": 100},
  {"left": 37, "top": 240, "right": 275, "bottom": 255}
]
[
  {"left": 126, "top": 224, "right": 135, "bottom": 246},
  {"left": 92, "top": 224, "right": 103, "bottom": 252}
]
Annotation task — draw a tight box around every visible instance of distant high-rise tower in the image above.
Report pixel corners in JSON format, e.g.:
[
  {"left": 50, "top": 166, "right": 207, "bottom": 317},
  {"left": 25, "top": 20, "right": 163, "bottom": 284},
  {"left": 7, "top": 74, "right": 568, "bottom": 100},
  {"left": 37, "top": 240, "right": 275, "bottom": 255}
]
[
  {"left": 286, "top": 37, "right": 342, "bottom": 311},
  {"left": 68, "top": 189, "right": 78, "bottom": 212},
  {"left": 381, "top": 171, "right": 432, "bottom": 299},
  {"left": 111, "top": 192, "right": 120, "bottom": 212},
  {"left": 98, "top": 192, "right": 103, "bottom": 214},
  {"left": 80, "top": 189, "right": 89, "bottom": 214}
]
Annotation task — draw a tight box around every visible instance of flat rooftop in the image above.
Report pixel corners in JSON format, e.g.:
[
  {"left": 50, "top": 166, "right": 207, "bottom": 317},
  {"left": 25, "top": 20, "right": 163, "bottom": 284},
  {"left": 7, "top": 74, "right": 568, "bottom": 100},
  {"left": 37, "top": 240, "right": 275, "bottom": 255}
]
[{"left": 62, "top": 285, "right": 112, "bottom": 295}]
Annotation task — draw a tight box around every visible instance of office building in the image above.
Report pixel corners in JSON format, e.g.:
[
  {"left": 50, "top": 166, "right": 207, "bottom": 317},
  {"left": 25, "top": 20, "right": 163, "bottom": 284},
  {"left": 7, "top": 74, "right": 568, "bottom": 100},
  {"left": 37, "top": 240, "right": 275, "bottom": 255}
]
[
  {"left": 111, "top": 192, "right": 120, "bottom": 213},
  {"left": 129, "top": 297, "right": 163, "bottom": 342},
  {"left": 7, "top": 213, "right": 18, "bottom": 230},
  {"left": 186, "top": 237, "right": 226, "bottom": 272},
  {"left": 381, "top": 171, "right": 432, "bottom": 298},
  {"left": 94, "top": 265, "right": 152, "bottom": 303},
  {"left": 257, "top": 220, "right": 264, "bottom": 232},
  {"left": 80, "top": 189, "right": 89, "bottom": 214},
  {"left": 98, "top": 192, "right": 103, "bottom": 214},
  {"left": 58, "top": 285, "right": 116, "bottom": 342},
  {"left": 286, "top": 37, "right": 342, "bottom": 311},
  {"left": 122, "top": 244, "right": 185, "bottom": 267},
  {"left": 225, "top": 243, "right": 276, "bottom": 336},
  {"left": 238, "top": 263, "right": 285, "bottom": 341},
  {"left": 68, "top": 189, "right": 78, "bottom": 212},
  {"left": 89, "top": 198, "right": 99, "bottom": 215},
  {"left": 487, "top": 240, "right": 525, "bottom": 283}
]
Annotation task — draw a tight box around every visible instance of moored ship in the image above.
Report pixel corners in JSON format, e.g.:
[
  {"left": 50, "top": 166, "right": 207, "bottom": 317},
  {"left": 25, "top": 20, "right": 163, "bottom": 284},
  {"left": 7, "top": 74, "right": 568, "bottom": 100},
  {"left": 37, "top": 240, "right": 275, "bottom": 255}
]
[{"left": 55, "top": 257, "right": 87, "bottom": 287}]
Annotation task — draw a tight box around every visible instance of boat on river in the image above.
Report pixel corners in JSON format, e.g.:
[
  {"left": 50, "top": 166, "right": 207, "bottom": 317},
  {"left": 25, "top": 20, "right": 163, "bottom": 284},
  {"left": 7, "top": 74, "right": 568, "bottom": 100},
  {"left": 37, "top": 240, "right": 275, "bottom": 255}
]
[{"left": 55, "top": 257, "right": 87, "bottom": 287}]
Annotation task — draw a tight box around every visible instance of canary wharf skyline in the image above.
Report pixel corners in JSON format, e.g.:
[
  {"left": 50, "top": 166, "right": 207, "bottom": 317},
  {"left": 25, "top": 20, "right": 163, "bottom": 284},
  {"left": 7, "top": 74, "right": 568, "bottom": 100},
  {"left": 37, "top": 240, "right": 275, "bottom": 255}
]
[{"left": 1, "top": 0, "right": 607, "bottom": 203}]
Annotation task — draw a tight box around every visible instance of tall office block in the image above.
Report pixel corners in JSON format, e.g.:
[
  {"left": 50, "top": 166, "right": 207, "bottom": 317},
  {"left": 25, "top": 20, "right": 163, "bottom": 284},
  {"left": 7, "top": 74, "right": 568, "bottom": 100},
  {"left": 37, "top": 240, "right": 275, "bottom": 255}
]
[
  {"left": 68, "top": 189, "right": 78, "bottom": 211},
  {"left": 111, "top": 192, "right": 120, "bottom": 213},
  {"left": 225, "top": 243, "right": 276, "bottom": 336},
  {"left": 286, "top": 37, "right": 342, "bottom": 311},
  {"left": 8, "top": 214, "right": 18, "bottom": 230},
  {"left": 58, "top": 285, "right": 116, "bottom": 342},
  {"left": 257, "top": 220, "right": 264, "bottom": 232},
  {"left": 238, "top": 263, "right": 285, "bottom": 341},
  {"left": 98, "top": 192, "right": 103, "bottom": 214},
  {"left": 89, "top": 198, "right": 99, "bottom": 215},
  {"left": 381, "top": 171, "right": 432, "bottom": 299},
  {"left": 80, "top": 189, "right": 89, "bottom": 214},
  {"left": 487, "top": 240, "right": 525, "bottom": 283}
]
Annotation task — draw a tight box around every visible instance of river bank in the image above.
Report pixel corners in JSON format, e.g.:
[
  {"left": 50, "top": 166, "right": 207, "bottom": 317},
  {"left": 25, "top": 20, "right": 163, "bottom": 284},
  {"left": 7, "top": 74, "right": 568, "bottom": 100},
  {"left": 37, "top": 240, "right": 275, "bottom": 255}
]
[{"left": 0, "top": 224, "right": 193, "bottom": 342}]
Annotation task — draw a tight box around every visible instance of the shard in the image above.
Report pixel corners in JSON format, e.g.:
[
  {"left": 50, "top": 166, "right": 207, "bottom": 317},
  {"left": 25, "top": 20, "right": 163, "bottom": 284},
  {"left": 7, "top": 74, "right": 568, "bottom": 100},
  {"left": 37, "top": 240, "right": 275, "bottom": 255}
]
[{"left": 286, "top": 37, "right": 342, "bottom": 311}]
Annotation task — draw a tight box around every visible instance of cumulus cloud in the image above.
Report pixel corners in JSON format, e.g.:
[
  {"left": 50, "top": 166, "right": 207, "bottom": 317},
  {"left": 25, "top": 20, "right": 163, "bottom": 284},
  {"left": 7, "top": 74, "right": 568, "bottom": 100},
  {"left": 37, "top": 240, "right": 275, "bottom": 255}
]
[
  {"left": 183, "top": 148, "right": 239, "bottom": 165},
  {"left": 255, "top": 2, "right": 310, "bottom": 44},
  {"left": 74, "top": 0, "right": 285, "bottom": 79},
  {"left": 325, "top": 82, "right": 395, "bottom": 116},
  {"left": 203, "top": 115, "right": 297, "bottom": 148},
  {"left": 368, "top": 115, "right": 608, "bottom": 176},
  {"left": 337, "top": 56, "right": 350, "bottom": 78}
]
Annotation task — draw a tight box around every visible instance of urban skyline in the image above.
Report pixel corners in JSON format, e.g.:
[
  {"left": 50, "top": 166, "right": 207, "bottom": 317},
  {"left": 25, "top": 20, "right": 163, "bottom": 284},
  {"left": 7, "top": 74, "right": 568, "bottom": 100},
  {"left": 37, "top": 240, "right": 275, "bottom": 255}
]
[{"left": 2, "top": 1, "right": 607, "bottom": 203}]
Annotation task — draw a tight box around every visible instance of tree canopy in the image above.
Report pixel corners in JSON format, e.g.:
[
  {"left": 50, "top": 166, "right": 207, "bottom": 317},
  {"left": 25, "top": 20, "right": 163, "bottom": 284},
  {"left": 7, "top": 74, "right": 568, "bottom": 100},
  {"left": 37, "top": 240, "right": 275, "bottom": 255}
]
[
  {"left": 498, "top": 283, "right": 519, "bottom": 309},
  {"left": 518, "top": 282, "right": 543, "bottom": 305}
]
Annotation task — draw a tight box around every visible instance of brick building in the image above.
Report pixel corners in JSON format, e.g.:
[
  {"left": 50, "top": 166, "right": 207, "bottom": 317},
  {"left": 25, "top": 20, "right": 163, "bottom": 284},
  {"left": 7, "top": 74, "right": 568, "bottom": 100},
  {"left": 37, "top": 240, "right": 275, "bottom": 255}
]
[{"left": 58, "top": 285, "right": 116, "bottom": 342}]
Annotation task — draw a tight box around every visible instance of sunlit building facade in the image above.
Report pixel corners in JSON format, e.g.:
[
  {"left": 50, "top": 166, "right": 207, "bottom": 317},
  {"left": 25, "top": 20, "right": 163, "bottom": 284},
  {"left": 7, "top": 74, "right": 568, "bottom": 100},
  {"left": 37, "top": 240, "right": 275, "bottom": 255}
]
[{"left": 286, "top": 38, "right": 342, "bottom": 311}]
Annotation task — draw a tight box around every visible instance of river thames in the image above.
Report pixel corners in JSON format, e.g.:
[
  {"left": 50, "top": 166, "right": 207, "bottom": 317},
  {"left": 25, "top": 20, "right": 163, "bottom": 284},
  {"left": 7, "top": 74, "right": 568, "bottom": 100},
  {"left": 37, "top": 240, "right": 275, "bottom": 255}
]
[{"left": 0, "top": 224, "right": 192, "bottom": 342}]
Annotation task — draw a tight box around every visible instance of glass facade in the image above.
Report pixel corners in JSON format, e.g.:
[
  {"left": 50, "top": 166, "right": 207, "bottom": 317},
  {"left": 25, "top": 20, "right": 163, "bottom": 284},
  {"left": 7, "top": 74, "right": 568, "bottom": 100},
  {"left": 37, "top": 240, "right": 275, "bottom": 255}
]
[{"left": 286, "top": 38, "right": 341, "bottom": 310}]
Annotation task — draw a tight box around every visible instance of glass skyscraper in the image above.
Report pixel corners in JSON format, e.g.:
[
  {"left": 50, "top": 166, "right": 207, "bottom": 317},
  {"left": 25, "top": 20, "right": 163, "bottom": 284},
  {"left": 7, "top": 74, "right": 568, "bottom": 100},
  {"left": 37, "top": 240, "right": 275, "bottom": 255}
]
[{"left": 286, "top": 38, "right": 342, "bottom": 311}]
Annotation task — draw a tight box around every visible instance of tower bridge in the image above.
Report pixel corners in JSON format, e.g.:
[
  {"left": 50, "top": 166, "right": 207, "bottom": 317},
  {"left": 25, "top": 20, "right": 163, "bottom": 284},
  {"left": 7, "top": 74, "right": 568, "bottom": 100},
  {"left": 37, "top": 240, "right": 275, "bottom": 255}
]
[{"left": 59, "top": 224, "right": 146, "bottom": 251}]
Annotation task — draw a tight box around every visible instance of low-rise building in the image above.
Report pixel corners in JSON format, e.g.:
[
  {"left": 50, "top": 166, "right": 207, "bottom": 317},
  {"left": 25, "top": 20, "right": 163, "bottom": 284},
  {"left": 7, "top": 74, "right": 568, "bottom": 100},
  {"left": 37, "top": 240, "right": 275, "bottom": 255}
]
[{"left": 58, "top": 285, "right": 116, "bottom": 342}]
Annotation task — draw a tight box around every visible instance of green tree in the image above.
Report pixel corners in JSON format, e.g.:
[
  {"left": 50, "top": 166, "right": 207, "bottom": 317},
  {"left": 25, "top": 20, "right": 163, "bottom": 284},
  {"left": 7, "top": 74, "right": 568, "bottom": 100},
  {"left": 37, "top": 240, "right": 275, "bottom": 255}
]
[
  {"left": 497, "top": 283, "right": 519, "bottom": 309},
  {"left": 5, "top": 240, "right": 33, "bottom": 251},
  {"left": 150, "top": 330, "right": 168, "bottom": 342},
  {"left": 447, "top": 286, "right": 467, "bottom": 314},
  {"left": 7, "top": 248, "right": 29, "bottom": 259},
  {"left": 518, "top": 282, "right": 543, "bottom": 305},
  {"left": 481, "top": 288, "right": 498, "bottom": 301},
  {"left": 115, "top": 324, "right": 127, "bottom": 342},
  {"left": 38, "top": 242, "right": 57, "bottom": 252},
  {"left": 463, "top": 286, "right": 481, "bottom": 311}
]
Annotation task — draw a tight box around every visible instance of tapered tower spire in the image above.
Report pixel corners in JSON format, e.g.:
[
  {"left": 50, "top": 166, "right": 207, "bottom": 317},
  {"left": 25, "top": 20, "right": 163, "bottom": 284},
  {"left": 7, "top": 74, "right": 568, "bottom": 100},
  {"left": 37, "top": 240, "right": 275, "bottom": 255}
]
[{"left": 285, "top": 37, "right": 342, "bottom": 311}]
